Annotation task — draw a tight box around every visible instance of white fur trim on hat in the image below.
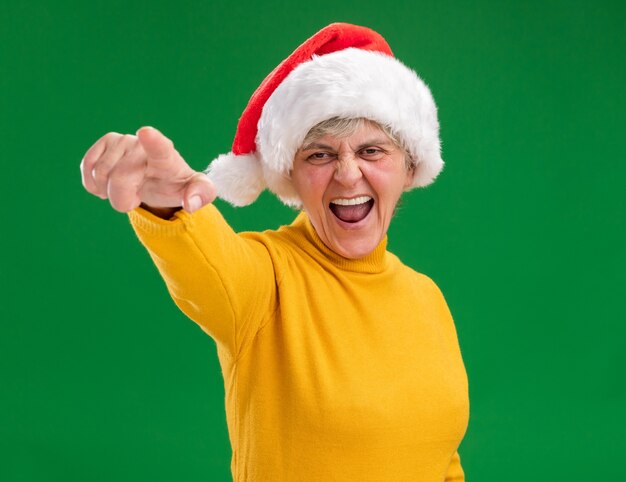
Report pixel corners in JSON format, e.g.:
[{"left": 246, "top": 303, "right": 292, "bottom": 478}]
[
  {"left": 257, "top": 48, "right": 443, "bottom": 205},
  {"left": 205, "top": 152, "right": 265, "bottom": 207}
]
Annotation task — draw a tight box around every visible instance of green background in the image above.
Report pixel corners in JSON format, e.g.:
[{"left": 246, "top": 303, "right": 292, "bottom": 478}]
[{"left": 1, "top": 0, "right": 624, "bottom": 480}]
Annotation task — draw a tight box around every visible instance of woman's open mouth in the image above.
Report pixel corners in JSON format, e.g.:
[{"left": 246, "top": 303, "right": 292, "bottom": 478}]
[{"left": 329, "top": 196, "right": 374, "bottom": 223}]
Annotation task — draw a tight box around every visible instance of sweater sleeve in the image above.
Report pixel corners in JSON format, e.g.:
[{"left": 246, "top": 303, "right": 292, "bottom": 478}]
[
  {"left": 128, "top": 204, "right": 278, "bottom": 359},
  {"left": 444, "top": 451, "right": 465, "bottom": 481}
]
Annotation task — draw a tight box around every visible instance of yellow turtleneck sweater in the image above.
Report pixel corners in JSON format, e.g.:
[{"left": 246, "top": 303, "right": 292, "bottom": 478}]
[{"left": 129, "top": 204, "right": 469, "bottom": 481}]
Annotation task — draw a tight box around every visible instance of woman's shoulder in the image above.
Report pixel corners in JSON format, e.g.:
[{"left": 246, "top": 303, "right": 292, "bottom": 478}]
[{"left": 389, "top": 254, "right": 448, "bottom": 296}]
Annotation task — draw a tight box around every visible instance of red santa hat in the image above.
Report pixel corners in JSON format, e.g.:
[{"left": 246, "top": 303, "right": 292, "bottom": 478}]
[{"left": 206, "top": 22, "right": 443, "bottom": 207}]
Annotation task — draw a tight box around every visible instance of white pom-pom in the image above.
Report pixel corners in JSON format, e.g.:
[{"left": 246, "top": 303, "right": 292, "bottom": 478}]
[{"left": 205, "top": 152, "right": 266, "bottom": 207}]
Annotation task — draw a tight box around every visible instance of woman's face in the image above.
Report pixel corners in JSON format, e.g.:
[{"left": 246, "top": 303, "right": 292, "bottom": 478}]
[{"left": 291, "top": 121, "right": 415, "bottom": 259}]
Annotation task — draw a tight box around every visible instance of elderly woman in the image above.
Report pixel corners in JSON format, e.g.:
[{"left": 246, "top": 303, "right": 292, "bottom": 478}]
[{"left": 81, "top": 23, "right": 469, "bottom": 481}]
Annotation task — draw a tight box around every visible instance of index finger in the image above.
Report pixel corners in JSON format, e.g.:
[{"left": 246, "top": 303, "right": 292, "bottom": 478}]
[{"left": 136, "top": 126, "right": 174, "bottom": 162}]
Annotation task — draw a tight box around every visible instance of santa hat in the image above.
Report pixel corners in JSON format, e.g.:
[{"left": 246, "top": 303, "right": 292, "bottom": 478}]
[{"left": 206, "top": 22, "right": 443, "bottom": 207}]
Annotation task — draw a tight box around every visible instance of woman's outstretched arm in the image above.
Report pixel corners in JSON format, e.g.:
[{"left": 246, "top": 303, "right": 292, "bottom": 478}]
[{"left": 80, "top": 127, "right": 277, "bottom": 358}]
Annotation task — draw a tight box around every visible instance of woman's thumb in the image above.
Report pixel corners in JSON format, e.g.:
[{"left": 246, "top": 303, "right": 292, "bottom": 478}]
[{"left": 183, "top": 173, "right": 217, "bottom": 213}]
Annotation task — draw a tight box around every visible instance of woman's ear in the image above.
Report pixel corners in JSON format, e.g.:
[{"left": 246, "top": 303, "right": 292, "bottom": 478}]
[{"left": 403, "top": 161, "right": 417, "bottom": 189}]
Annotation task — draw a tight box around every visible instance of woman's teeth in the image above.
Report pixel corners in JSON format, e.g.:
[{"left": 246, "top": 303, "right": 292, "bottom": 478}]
[
  {"left": 330, "top": 196, "right": 372, "bottom": 206},
  {"left": 329, "top": 196, "right": 374, "bottom": 223}
]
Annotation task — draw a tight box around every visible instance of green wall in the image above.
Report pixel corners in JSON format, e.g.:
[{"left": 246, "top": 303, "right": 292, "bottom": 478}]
[{"left": 1, "top": 1, "right": 624, "bottom": 480}]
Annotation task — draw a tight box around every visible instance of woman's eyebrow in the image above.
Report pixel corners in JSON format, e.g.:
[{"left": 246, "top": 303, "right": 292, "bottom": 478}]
[
  {"left": 356, "top": 138, "right": 393, "bottom": 150},
  {"left": 301, "top": 142, "right": 334, "bottom": 151},
  {"left": 301, "top": 138, "right": 392, "bottom": 151}
]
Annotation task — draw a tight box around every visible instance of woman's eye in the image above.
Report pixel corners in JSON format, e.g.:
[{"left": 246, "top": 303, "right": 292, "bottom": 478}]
[
  {"left": 360, "top": 148, "right": 383, "bottom": 158},
  {"left": 307, "top": 152, "right": 334, "bottom": 163}
]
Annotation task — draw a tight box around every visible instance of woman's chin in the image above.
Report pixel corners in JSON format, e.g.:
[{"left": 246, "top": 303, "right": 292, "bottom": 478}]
[
  {"left": 332, "top": 237, "right": 380, "bottom": 259},
  {"left": 327, "top": 224, "right": 382, "bottom": 259},
  {"left": 323, "top": 209, "right": 383, "bottom": 259}
]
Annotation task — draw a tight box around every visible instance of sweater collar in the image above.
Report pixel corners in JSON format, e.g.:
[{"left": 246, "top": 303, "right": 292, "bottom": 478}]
[{"left": 285, "top": 211, "right": 390, "bottom": 274}]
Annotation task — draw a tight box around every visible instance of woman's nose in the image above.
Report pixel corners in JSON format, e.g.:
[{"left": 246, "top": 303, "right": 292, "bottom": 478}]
[{"left": 334, "top": 154, "right": 362, "bottom": 187}]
